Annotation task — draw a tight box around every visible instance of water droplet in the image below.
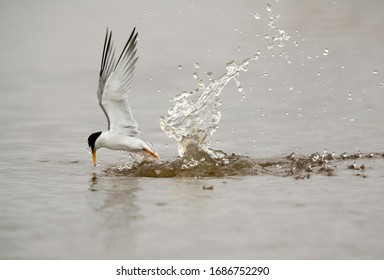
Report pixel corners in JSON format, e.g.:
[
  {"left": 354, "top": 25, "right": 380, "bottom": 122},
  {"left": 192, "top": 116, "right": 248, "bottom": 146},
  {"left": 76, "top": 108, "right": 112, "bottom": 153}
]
[
  {"left": 157, "top": 89, "right": 162, "bottom": 93},
  {"left": 197, "top": 80, "right": 205, "bottom": 89},
  {"left": 194, "top": 63, "right": 200, "bottom": 69},
  {"left": 266, "top": 4, "right": 272, "bottom": 12},
  {"left": 373, "top": 69, "right": 378, "bottom": 74},
  {"left": 161, "top": 55, "right": 259, "bottom": 157},
  {"left": 348, "top": 92, "right": 352, "bottom": 100},
  {"left": 206, "top": 72, "right": 214, "bottom": 80},
  {"left": 323, "top": 48, "right": 329, "bottom": 56},
  {"left": 238, "top": 86, "right": 244, "bottom": 92},
  {"left": 254, "top": 13, "right": 261, "bottom": 19},
  {"left": 177, "top": 65, "right": 182, "bottom": 70},
  {"left": 380, "top": 83, "right": 384, "bottom": 88},
  {"left": 350, "top": 118, "right": 355, "bottom": 122},
  {"left": 307, "top": 55, "right": 313, "bottom": 59},
  {"left": 234, "top": 27, "right": 238, "bottom": 31}
]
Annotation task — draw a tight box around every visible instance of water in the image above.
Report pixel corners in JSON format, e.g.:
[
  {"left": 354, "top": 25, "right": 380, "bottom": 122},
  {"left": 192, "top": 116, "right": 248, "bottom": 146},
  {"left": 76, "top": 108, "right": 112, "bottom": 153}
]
[
  {"left": 160, "top": 54, "right": 259, "bottom": 157},
  {"left": 1, "top": 0, "right": 384, "bottom": 259}
]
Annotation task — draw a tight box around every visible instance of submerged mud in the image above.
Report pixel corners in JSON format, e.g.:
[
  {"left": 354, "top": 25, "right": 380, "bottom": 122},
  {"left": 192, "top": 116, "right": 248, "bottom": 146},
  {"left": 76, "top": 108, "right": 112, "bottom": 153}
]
[{"left": 104, "top": 147, "right": 383, "bottom": 178}]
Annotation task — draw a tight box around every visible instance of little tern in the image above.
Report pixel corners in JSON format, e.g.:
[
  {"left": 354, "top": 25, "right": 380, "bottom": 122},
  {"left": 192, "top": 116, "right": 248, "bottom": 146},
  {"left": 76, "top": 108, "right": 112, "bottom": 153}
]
[{"left": 87, "top": 28, "right": 158, "bottom": 166}]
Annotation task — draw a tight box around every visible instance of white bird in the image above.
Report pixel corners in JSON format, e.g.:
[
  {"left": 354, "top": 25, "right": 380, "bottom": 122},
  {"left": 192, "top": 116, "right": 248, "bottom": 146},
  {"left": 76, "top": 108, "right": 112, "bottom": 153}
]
[{"left": 87, "top": 28, "right": 158, "bottom": 166}]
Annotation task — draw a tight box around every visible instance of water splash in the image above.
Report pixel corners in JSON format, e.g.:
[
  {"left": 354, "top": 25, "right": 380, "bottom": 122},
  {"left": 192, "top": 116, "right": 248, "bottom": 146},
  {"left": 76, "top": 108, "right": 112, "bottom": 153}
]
[
  {"left": 160, "top": 53, "right": 261, "bottom": 157},
  {"left": 105, "top": 151, "right": 383, "bottom": 178}
]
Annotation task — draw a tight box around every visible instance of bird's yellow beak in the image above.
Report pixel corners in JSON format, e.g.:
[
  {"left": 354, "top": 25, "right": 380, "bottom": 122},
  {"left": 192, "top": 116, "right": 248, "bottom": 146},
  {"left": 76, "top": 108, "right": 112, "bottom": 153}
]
[{"left": 92, "top": 150, "right": 97, "bottom": 166}]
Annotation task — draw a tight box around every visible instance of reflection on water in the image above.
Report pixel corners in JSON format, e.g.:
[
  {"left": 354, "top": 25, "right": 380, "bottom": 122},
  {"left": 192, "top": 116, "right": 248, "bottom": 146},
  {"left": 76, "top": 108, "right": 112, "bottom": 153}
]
[
  {"left": 86, "top": 173, "right": 143, "bottom": 258},
  {"left": 1, "top": 0, "right": 384, "bottom": 260},
  {"left": 89, "top": 173, "right": 98, "bottom": 190}
]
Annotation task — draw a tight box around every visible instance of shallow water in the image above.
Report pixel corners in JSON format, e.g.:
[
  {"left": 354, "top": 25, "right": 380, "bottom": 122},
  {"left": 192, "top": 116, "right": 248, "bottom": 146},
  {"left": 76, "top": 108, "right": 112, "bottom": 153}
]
[{"left": 1, "top": 0, "right": 384, "bottom": 259}]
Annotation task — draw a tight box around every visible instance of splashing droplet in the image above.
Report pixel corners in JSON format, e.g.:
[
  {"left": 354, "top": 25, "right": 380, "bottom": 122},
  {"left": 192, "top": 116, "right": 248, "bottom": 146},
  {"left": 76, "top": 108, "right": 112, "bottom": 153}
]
[
  {"left": 266, "top": 4, "right": 272, "bottom": 12},
  {"left": 160, "top": 55, "right": 260, "bottom": 156},
  {"left": 254, "top": 13, "right": 261, "bottom": 19},
  {"left": 206, "top": 72, "right": 214, "bottom": 81},
  {"left": 194, "top": 63, "right": 200, "bottom": 69}
]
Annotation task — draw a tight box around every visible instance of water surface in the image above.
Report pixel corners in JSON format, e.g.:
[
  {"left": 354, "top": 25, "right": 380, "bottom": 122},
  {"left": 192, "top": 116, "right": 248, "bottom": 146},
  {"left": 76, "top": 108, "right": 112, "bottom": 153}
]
[{"left": 0, "top": 0, "right": 384, "bottom": 259}]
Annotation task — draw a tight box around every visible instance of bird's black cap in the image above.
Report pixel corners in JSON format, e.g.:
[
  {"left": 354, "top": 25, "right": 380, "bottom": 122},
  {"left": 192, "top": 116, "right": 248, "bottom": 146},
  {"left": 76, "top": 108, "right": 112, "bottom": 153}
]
[{"left": 88, "top": 131, "right": 102, "bottom": 151}]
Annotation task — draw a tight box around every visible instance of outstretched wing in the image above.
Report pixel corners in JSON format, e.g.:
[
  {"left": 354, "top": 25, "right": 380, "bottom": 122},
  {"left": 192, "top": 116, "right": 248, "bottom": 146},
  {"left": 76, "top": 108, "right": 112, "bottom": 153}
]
[{"left": 97, "top": 28, "right": 139, "bottom": 136}]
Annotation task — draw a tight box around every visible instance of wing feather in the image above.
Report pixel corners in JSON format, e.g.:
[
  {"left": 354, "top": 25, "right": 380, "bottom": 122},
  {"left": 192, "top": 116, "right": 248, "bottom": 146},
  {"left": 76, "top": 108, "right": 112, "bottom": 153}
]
[{"left": 97, "top": 28, "right": 139, "bottom": 136}]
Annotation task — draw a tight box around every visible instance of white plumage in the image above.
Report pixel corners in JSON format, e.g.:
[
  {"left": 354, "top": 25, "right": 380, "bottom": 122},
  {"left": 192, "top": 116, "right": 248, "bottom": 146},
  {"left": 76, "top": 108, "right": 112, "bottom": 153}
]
[{"left": 87, "top": 28, "right": 158, "bottom": 166}]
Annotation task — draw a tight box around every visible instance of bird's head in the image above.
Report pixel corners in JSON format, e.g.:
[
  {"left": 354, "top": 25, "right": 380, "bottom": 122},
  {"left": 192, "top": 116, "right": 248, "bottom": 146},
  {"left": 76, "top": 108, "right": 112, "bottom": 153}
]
[{"left": 87, "top": 131, "right": 102, "bottom": 166}]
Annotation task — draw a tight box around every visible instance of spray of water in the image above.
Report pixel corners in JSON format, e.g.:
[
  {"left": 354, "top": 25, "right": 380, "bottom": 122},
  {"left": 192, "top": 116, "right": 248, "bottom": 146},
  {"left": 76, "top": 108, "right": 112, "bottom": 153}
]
[{"left": 160, "top": 53, "right": 261, "bottom": 157}]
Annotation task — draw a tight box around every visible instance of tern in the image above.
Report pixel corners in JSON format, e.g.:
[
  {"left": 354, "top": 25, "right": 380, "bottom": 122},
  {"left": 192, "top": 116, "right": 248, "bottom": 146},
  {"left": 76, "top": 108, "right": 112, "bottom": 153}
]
[{"left": 87, "top": 28, "right": 158, "bottom": 166}]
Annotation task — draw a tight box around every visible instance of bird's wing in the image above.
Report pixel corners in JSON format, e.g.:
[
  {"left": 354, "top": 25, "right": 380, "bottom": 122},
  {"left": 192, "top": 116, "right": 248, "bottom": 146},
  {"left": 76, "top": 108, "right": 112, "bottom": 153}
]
[{"left": 97, "top": 28, "right": 139, "bottom": 136}]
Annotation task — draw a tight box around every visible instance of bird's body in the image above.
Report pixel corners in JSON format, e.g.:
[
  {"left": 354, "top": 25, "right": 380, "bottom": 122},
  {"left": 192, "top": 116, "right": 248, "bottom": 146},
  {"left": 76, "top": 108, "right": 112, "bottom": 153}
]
[
  {"left": 91, "top": 131, "right": 151, "bottom": 152},
  {"left": 87, "top": 28, "right": 158, "bottom": 166}
]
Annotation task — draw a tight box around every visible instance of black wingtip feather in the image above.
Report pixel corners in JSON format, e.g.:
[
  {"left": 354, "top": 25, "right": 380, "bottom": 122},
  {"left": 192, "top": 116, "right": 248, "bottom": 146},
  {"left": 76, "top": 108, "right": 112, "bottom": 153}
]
[
  {"left": 100, "top": 28, "right": 113, "bottom": 77},
  {"left": 115, "top": 28, "right": 138, "bottom": 71}
]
